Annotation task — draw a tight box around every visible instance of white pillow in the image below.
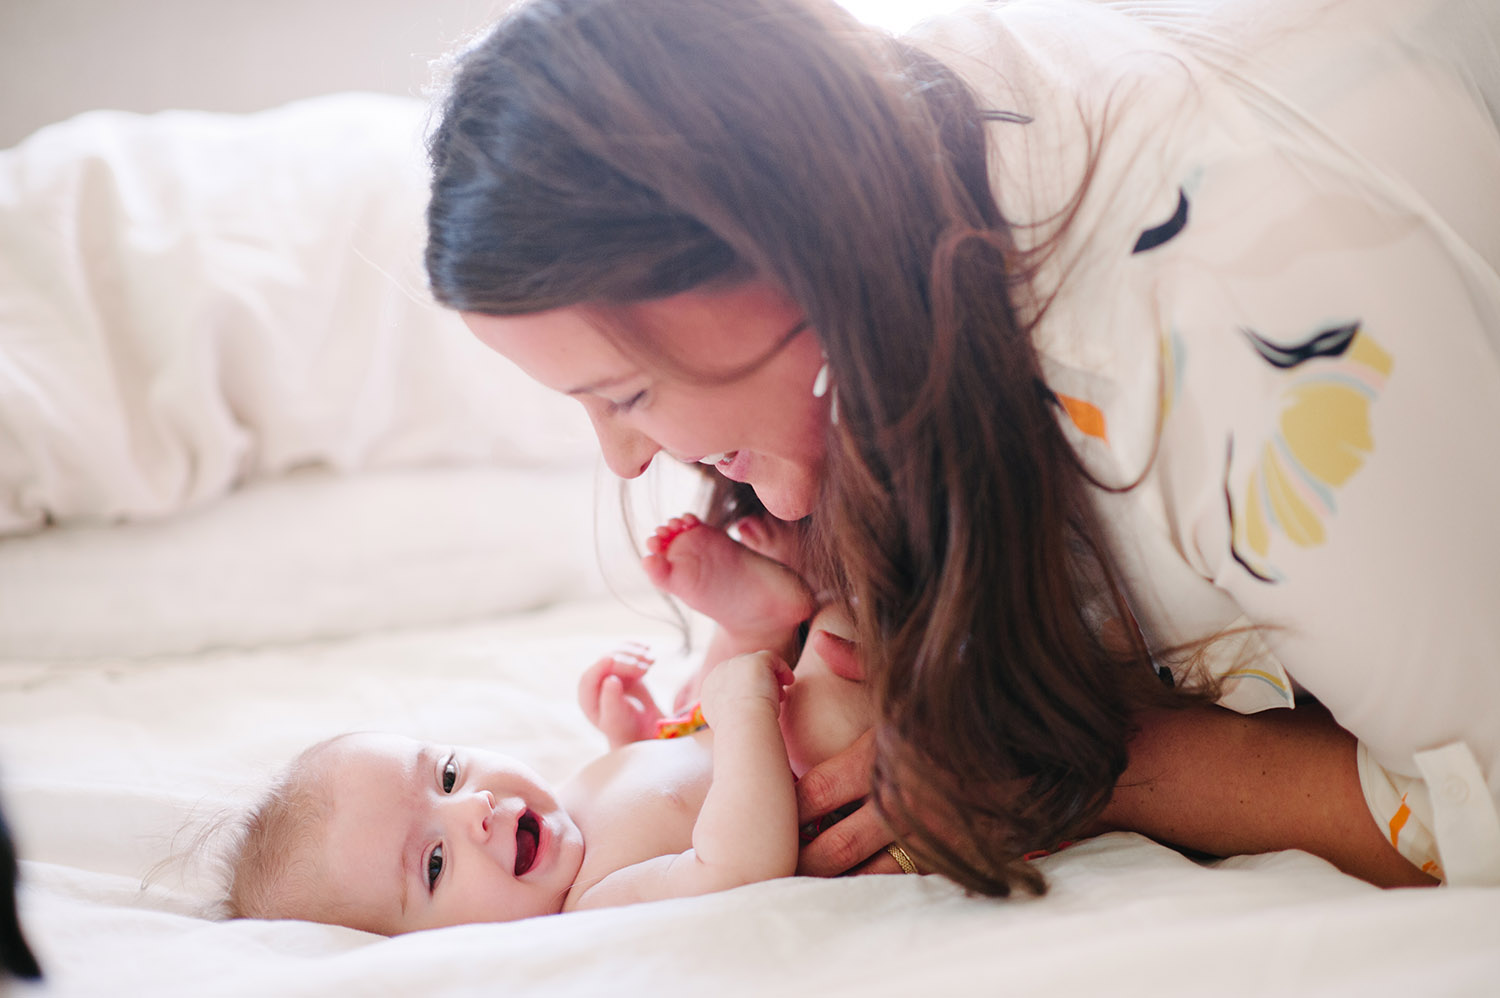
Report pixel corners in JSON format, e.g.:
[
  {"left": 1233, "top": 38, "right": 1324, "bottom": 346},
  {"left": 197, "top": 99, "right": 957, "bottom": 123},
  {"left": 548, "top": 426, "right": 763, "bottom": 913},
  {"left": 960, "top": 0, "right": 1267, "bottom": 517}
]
[
  {"left": 0, "top": 93, "right": 596, "bottom": 535},
  {"left": 0, "top": 464, "right": 711, "bottom": 661}
]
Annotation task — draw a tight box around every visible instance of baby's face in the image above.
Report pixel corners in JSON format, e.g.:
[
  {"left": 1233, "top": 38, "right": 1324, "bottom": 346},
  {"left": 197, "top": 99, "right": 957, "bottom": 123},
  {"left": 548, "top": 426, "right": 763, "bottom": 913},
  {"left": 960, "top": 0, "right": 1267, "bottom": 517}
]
[{"left": 311, "top": 733, "right": 585, "bottom": 934}]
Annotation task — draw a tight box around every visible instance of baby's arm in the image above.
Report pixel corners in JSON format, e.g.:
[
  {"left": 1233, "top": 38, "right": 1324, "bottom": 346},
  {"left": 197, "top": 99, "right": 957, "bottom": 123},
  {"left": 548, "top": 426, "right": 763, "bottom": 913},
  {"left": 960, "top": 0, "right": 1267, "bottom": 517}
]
[
  {"left": 569, "top": 652, "right": 799, "bottom": 909},
  {"left": 687, "top": 651, "right": 800, "bottom": 879}
]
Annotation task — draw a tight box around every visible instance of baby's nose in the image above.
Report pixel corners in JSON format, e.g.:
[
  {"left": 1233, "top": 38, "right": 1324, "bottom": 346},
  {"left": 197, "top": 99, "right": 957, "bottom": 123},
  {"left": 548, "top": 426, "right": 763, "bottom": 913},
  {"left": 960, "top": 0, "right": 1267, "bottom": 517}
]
[{"left": 472, "top": 789, "right": 497, "bottom": 836}]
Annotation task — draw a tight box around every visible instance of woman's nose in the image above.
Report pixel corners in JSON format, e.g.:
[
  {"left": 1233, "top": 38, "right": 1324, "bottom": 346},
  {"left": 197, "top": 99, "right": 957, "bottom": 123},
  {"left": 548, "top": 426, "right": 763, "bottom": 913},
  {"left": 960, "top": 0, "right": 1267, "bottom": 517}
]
[{"left": 589, "top": 415, "right": 659, "bottom": 479}]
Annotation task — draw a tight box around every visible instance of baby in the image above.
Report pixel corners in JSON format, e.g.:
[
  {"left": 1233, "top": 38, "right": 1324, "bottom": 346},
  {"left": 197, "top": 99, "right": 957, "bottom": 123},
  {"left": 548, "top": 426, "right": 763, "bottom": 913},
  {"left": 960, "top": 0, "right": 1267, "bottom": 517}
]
[{"left": 223, "top": 516, "right": 871, "bottom": 934}]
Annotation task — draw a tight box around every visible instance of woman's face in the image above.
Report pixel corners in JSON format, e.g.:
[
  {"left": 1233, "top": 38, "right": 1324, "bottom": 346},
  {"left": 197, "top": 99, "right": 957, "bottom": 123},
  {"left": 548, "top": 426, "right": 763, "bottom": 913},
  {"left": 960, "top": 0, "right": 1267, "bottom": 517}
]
[{"left": 463, "top": 281, "right": 831, "bottom": 520}]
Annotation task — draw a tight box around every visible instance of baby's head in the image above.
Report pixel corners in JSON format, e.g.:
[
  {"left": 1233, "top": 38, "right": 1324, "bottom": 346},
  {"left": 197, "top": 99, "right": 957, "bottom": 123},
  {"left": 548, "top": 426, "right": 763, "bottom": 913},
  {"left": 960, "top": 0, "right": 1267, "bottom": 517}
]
[{"left": 225, "top": 732, "right": 585, "bottom": 934}]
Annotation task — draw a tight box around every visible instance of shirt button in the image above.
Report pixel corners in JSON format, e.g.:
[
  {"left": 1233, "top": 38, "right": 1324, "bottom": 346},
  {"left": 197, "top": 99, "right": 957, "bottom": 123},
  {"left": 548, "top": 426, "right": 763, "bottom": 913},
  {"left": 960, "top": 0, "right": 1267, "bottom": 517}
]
[{"left": 1440, "top": 775, "right": 1470, "bottom": 804}]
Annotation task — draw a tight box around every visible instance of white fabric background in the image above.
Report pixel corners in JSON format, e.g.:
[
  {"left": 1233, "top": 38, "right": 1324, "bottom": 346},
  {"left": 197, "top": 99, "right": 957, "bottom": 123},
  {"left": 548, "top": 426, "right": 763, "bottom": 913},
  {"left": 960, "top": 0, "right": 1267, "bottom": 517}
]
[{"left": 0, "top": 94, "right": 602, "bottom": 534}]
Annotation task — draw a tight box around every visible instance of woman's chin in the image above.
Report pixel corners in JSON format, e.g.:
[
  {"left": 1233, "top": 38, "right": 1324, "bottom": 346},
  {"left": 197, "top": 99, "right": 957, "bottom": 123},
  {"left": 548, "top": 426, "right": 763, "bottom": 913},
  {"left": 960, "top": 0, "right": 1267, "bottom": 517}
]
[{"left": 753, "top": 485, "right": 816, "bottom": 523}]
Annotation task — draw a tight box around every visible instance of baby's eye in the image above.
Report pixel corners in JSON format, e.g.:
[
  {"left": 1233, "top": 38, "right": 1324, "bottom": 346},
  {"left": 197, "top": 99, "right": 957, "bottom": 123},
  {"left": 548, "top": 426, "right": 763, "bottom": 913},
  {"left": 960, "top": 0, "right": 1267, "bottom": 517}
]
[
  {"left": 441, "top": 757, "right": 458, "bottom": 793},
  {"left": 426, "top": 844, "right": 444, "bottom": 890}
]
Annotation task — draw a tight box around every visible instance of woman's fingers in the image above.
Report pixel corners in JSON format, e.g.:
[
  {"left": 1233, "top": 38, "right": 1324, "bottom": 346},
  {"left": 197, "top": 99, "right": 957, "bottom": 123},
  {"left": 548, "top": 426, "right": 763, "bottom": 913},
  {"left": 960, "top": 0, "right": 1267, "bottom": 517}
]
[
  {"left": 796, "top": 799, "right": 894, "bottom": 877},
  {"left": 796, "top": 729, "right": 876, "bottom": 822},
  {"left": 795, "top": 730, "right": 892, "bottom": 876},
  {"left": 847, "top": 847, "right": 904, "bottom": 877}
]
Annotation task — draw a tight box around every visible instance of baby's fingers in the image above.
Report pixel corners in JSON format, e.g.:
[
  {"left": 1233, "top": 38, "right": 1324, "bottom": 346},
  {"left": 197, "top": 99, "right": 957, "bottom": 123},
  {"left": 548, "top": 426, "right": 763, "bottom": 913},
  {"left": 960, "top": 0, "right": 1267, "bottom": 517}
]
[
  {"left": 610, "top": 642, "right": 655, "bottom": 672},
  {"left": 769, "top": 652, "right": 795, "bottom": 690},
  {"left": 597, "top": 675, "right": 633, "bottom": 726},
  {"left": 578, "top": 646, "right": 654, "bottom": 719},
  {"left": 587, "top": 646, "right": 654, "bottom": 683}
]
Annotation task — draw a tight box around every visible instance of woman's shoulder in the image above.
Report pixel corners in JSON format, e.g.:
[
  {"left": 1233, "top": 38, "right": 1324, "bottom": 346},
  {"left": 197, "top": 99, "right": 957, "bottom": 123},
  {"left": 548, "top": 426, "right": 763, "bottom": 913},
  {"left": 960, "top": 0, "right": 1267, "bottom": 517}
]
[
  {"left": 910, "top": 1, "right": 1223, "bottom": 287},
  {"left": 905, "top": 0, "right": 1209, "bottom": 113}
]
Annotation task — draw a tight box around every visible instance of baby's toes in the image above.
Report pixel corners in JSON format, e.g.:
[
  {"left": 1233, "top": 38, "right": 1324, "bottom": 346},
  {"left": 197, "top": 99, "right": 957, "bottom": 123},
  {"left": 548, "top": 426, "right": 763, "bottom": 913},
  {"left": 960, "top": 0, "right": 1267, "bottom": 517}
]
[{"left": 652, "top": 515, "right": 703, "bottom": 556}]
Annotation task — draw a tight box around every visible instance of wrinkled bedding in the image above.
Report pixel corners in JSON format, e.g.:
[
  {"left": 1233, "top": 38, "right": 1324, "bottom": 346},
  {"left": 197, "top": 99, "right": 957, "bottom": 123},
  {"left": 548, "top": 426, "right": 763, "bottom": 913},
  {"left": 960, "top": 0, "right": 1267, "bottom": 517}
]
[{"left": 4, "top": 540, "right": 1497, "bottom": 997}]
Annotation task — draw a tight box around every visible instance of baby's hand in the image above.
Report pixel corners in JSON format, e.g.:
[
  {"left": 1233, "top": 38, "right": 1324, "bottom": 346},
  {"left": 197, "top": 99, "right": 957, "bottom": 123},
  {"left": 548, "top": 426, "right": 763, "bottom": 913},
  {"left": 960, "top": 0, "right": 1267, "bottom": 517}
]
[
  {"left": 577, "top": 645, "right": 665, "bottom": 750},
  {"left": 699, "top": 651, "right": 795, "bottom": 729}
]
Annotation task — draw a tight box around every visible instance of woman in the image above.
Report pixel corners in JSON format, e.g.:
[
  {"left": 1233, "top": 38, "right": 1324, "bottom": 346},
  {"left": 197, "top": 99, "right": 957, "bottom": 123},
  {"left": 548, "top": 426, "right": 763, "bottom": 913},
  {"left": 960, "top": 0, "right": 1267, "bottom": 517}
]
[{"left": 425, "top": 0, "right": 1500, "bottom": 892}]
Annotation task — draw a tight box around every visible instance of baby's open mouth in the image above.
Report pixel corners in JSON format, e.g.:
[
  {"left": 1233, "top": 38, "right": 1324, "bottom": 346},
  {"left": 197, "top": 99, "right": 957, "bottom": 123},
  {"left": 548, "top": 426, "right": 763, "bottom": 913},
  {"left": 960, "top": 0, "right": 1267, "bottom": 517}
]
[{"left": 514, "top": 810, "right": 540, "bottom": 876}]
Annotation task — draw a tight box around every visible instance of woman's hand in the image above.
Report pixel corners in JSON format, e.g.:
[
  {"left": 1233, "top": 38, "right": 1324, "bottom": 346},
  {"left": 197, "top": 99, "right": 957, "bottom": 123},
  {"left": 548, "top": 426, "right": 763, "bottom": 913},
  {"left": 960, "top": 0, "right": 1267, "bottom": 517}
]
[
  {"left": 796, "top": 738, "right": 912, "bottom": 878},
  {"left": 577, "top": 645, "right": 664, "bottom": 750},
  {"left": 797, "top": 730, "right": 907, "bottom": 875}
]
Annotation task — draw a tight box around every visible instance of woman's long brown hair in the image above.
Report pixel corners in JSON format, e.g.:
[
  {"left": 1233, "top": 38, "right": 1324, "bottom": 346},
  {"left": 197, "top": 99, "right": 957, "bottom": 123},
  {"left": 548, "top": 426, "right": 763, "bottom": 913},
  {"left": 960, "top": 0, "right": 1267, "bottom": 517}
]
[{"left": 427, "top": 0, "right": 1195, "bottom": 895}]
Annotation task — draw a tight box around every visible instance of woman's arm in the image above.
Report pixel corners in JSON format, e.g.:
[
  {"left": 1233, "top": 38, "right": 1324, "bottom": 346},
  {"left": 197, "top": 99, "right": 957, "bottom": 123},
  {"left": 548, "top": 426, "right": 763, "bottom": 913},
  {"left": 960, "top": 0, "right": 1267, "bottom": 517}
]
[
  {"left": 1097, "top": 703, "right": 1437, "bottom": 887},
  {"left": 794, "top": 635, "right": 1435, "bottom": 886}
]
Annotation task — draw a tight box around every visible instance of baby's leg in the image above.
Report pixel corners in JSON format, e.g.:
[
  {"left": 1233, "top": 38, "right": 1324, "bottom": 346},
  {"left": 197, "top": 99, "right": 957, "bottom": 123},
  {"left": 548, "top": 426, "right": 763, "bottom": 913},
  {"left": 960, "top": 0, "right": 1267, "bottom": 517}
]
[{"left": 644, "top": 514, "right": 815, "bottom": 665}]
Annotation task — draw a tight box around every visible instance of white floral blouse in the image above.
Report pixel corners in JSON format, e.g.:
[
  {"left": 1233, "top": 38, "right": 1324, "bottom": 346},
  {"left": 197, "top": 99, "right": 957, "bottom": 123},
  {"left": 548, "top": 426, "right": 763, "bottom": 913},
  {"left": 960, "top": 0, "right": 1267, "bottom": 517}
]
[{"left": 914, "top": 0, "right": 1500, "bottom": 883}]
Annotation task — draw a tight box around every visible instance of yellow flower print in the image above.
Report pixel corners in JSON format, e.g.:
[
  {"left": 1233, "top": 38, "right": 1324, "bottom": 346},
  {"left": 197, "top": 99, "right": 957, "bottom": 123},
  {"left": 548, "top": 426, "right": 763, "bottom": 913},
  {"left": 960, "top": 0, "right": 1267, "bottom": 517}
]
[
  {"left": 1159, "top": 327, "right": 1186, "bottom": 426},
  {"left": 1229, "top": 324, "right": 1393, "bottom": 582}
]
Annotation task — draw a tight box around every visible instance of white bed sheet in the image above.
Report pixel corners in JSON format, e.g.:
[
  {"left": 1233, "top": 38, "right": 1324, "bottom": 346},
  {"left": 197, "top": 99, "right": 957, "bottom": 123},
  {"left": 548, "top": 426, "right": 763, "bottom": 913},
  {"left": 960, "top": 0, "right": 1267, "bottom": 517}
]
[{"left": 2, "top": 472, "right": 1498, "bottom": 998}]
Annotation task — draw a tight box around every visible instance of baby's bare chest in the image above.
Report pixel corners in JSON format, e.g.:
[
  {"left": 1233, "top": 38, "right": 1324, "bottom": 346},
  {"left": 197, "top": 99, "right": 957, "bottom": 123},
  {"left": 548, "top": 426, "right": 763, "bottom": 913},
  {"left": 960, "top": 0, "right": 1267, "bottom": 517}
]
[{"left": 564, "top": 734, "right": 714, "bottom": 882}]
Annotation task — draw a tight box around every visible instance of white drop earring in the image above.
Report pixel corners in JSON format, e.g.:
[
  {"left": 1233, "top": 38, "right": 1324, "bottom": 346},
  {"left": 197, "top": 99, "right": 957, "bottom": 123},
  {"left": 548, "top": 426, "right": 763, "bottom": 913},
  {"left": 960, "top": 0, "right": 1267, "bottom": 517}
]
[{"left": 812, "top": 356, "right": 838, "bottom": 424}]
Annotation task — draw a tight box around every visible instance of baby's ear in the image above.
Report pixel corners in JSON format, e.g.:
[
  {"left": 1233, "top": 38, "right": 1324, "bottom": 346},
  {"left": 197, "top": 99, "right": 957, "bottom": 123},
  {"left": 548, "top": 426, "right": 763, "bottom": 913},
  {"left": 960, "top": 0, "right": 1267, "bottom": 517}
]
[
  {"left": 808, "top": 604, "right": 854, "bottom": 639},
  {"left": 804, "top": 626, "right": 863, "bottom": 682}
]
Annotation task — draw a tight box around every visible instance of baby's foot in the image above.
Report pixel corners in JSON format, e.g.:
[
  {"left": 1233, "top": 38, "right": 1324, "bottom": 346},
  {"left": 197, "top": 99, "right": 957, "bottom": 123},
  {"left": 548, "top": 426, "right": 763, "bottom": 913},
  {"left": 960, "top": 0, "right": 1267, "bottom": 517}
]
[
  {"left": 643, "top": 514, "right": 815, "bottom": 638},
  {"left": 732, "top": 513, "right": 806, "bottom": 575}
]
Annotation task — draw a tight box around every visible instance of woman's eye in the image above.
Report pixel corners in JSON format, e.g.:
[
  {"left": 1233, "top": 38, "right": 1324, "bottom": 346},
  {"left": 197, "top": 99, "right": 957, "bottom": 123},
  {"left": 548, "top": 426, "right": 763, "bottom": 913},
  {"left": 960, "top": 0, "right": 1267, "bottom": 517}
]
[
  {"left": 607, "top": 390, "right": 647, "bottom": 415},
  {"left": 442, "top": 758, "right": 458, "bottom": 793},
  {"left": 426, "top": 844, "right": 444, "bottom": 890}
]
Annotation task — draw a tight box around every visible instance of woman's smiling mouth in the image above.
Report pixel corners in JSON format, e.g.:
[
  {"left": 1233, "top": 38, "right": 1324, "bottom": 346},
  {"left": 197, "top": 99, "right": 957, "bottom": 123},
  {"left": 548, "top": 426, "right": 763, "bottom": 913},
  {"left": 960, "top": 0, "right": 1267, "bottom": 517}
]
[{"left": 693, "top": 452, "right": 738, "bottom": 467}]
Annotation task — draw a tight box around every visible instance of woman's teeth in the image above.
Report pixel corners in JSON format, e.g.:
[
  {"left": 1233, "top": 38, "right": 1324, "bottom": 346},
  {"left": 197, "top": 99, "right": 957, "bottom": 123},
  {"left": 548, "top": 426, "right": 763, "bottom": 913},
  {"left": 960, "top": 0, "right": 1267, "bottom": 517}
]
[{"left": 698, "top": 452, "right": 737, "bottom": 466}]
